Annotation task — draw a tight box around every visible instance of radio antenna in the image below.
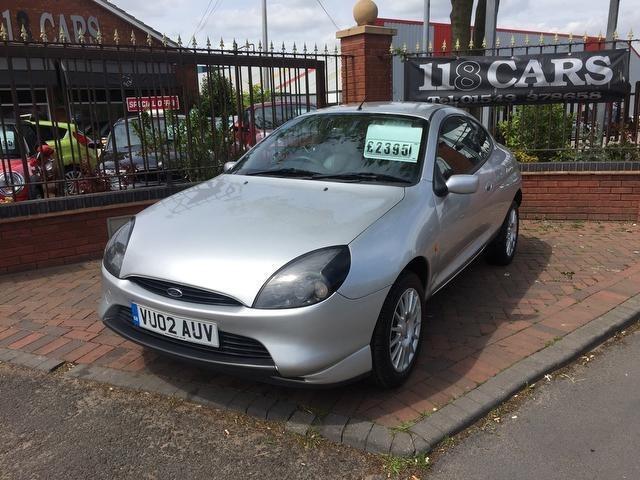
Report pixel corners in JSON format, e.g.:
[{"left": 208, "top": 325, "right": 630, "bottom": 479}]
[{"left": 356, "top": 96, "right": 366, "bottom": 111}]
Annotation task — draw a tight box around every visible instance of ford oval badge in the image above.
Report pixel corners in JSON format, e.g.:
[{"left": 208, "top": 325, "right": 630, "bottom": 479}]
[{"left": 167, "top": 287, "right": 183, "bottom": 298}]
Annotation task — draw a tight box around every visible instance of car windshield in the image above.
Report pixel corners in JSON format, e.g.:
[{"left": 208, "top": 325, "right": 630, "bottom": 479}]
[
  {"left": 243, "top": 104, "right": 316, "bottom": 130},
  {"left": 110, "top": 117, "right": 173, "bottom": 151},
  {"left": 232, "top": 113, "right": 427, "bottom": 185}
]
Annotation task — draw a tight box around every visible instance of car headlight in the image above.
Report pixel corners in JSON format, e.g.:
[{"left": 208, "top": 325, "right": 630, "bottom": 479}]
[
  {"left": 103, "top": 218, "right": 135, "bottom": 278},
  {"left": 253, "top": 246, "right": 350, "bottom": 309}
]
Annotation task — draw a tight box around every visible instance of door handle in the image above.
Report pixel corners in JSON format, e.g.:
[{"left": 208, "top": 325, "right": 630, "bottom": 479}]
[{"left": 485, "top": 182, "right": 493, "bottom": 192}]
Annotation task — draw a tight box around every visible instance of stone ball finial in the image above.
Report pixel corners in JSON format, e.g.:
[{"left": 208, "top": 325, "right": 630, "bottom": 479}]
[{"left": 353, "top": 0, "right": 378, "bottom": 26}]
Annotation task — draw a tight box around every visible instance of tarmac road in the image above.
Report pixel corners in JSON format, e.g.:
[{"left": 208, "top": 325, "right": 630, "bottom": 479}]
[
  {"left": 0, "top": 362, "right": 383, "bottom": 480},
  {"left": 428, "top": 328, "right": 640, "bottom": 480},
  {"left": 2, "top": 328, "right": 639, "bottom": 480}
]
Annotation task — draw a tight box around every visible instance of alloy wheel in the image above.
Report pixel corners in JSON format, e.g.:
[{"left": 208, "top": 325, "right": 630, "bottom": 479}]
[
  {"left": 64, "top": 169, "right": 83, "bottom": 195},
  {"left": 505, "top": 208, "right": 518, "bottom": 257},
  {"left": 389, "top": 287, "right": 422, "bottom": 372}
]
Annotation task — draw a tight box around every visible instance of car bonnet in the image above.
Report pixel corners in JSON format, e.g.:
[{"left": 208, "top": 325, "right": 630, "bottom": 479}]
[{"left": 119, "top": 174, "right": 405, "bottom": 306}]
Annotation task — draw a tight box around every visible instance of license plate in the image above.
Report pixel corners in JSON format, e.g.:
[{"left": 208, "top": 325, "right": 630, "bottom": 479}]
[{"left": 131, "top": 303, "right": 219, "bottom": 348}]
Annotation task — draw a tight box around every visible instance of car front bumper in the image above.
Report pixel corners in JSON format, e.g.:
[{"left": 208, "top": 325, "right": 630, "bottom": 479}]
[{"left": 99, "top": 266, "right": 389, "bottom": 385}]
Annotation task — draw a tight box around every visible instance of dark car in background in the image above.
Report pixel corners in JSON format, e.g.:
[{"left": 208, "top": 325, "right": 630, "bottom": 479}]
[
  {"left": 235, "top": 101, "right": 316, "bottom": 147},
  {"left": 97, "top": 113, "right": 230, "bottom": 190},
  {"left": 96, "top": 115, "right": 178, "bottom": 191}
]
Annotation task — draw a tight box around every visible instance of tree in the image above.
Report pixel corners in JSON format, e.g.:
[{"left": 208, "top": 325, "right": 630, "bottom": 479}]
[
  {"left": 198, "top": 73, "right": 237, "bottom": 117},
  {"left": 450, "top": 0, "right": 474, "bottom": 52},
  {"left": 449, "top": 0, "right": 501, "bottom": 53},
  {"left": 241, "top": 84, "right": 272, "bottom": 109}
]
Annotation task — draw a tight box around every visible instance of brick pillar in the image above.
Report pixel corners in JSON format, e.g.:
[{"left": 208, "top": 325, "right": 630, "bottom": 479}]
[{"left": 337, "top": 25, "right": 396, "bottom": 104}]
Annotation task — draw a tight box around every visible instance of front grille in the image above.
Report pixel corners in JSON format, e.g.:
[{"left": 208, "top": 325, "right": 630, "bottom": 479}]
[
  {"left": 128, "top": 276, "right": 242, "bottom": 307},
  {"left": 111, "top": 306, "right": 272, "bottom": 360}
]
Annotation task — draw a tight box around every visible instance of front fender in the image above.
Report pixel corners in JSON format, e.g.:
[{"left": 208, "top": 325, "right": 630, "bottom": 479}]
[{"left": 339, "top": 181, "right": 439, "bottom": 299}]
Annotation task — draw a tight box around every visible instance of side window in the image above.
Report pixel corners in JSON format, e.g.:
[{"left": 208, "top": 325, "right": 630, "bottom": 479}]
[
  {"left": 35, "top": 125, "right": 67, "bottom": 142},
  {"left": 435, "top": 116, "right": 485, "bottom": 178},
  {"left": 473, "top": 122, "right": 492, "bottom": 160}
]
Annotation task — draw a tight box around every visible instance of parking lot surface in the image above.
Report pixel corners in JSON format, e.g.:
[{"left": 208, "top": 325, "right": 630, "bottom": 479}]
[{"left": 0, "top": 220, "right": 638, "bottom": 428}]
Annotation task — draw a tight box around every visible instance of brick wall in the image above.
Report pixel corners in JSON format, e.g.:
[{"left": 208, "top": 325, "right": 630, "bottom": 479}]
[
  {"left": 521, "top": 172, "right": 640, "bottom": 221},
  {"left": 0, "top": 201, "right": 153, "bottom": 274},
  {"left": 1, "top": 172, "right": 638, "bottom": 274},
  {"left": 340, "top": 29, "right": 394, "bottom": 103}
]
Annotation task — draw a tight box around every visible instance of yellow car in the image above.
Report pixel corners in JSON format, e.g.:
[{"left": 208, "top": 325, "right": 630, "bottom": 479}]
[{"left": 22, "top": 118, "right": 100, "bottom": 194}]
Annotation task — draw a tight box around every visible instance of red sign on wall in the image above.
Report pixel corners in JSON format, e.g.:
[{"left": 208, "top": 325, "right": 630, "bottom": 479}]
[{"left": 126, "top": 96, "right": 180, "bottom": 112}]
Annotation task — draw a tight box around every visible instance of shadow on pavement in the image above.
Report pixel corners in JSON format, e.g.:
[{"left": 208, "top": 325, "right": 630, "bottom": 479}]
[{"left": 145, "top": 233, "right": 553, "bottom": 427}]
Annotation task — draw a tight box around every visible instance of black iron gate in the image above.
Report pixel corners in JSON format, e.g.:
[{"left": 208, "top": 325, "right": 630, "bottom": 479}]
[{"left": 0, "top": 37, "right": 346, "bottom": 206}]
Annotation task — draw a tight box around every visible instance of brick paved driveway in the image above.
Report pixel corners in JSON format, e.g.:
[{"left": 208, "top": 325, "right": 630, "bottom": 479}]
[{"left": 1, "top": 220, "right": 639, "bottom": 428}]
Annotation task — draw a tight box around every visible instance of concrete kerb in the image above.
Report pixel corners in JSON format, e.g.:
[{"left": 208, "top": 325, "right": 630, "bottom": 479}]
[
  {"left": 407, "top": 294, "right": 640, "bottom": 455},
  {"left": 0, "top": 294, "right": 638, "bottom": 457}
]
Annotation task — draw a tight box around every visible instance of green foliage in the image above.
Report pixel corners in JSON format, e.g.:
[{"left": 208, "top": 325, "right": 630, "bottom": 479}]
[
  {"left": 198, "top": 73, "right": 237, "bottom": 116},
  {"left": 573, "top": 127, "right": 640, "bottom": 162},
  {"left": 498, "top": 104, "right": 574, "bottom": 162},
  {"left": 172, "top": 109, "right": 215, "bottom": 181},
  {"left": 131, "top": 111, "right": 170, "bottom": 163},
  {"left": 511, "top": 149, "right": 539, "bottom": 163},
  {"left": 384, "top": 453, "right": 430, "bottom": 475},
  {"left": 241, "top": 84, "right": 272, "bottom": 109},
  {"left": 131, "top": 107, "right": 236, "bottom": 183},
  {"left": 601, "top": 131, "right": 640, "bottom": 162}
]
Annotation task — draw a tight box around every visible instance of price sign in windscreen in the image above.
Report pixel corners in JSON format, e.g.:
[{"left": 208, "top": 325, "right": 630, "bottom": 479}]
[{"left": 364, "top": 123, "right": 423, "bottom": 163}]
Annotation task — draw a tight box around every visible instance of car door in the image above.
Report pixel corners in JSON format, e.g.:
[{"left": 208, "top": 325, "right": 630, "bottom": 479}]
[{"left": 431, "top": 115, "right": 497, "bottom": 289}]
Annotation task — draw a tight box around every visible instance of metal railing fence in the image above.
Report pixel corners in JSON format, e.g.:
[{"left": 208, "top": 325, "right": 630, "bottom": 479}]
[{"left": 0, "top": 37, "right": 346, "bottom": 205}]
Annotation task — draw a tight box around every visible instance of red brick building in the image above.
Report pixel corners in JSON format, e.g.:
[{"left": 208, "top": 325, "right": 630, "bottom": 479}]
[
  {"left": 0, "top": 0, "right": 175, "bottom": 46},
  {"left": 0, "top": 1, "right": 192, "bottom": 127}
]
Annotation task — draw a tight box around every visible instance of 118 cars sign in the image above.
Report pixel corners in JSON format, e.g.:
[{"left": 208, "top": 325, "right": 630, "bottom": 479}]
[{"left": 405, "top": 49, "right": 630, "bottom": 105}]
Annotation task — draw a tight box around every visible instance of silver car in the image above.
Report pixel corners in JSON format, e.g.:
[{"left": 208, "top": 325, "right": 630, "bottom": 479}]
[{"left": 99, "top": 102, "right": 522, "bottom": 388}]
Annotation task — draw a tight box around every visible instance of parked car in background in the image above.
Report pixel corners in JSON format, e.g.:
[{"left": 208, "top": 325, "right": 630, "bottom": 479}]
[
  {"left": 96, "top": 114, "right": 176, "bottom": 191},
  {"left": 97, "top": 112, "right": 229, "bottom": 190},
  {"left": 235, "top": 101, "right": 316, "bottom": 147},
  {"left": 22, "top": 117, "right": 100, "bottom": 194},
  {"left": 100, "top": 102, "right": 522, "bottom": 388},
  {"left": 0, "top": 120, "right": 42, "bottom": 202}
]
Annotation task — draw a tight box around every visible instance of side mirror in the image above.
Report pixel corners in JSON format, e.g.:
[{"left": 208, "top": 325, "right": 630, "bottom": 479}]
[
  {"left": 223, "top": 161, "right": 237, "bottom": 173},
  {"left": 445, "top": 174, "right": 479, "bottom": 194}
]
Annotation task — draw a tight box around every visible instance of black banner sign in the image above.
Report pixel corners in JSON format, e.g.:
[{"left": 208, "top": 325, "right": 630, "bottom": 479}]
[{"left": 405, "top": 49, "right": 630, "bottom": 105}]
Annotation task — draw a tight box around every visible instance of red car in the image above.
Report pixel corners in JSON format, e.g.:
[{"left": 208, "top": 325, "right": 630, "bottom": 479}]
[
  {"left": 235, "top": 101, "right": 316, "bottom": 147},
  {"left": 0, "top": 121, "right": 41, "bottom": 202}
]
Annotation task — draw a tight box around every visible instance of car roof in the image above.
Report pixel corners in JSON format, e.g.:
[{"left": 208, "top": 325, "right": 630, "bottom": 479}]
[
  {"left": 318, "top": 102, "right": 444, "bottom": 120},
  {"left": 247, "top": 101, "right": 317, "bottom": 109},
  {"left": 24, "top": 118, "right": 74, "bottom": 129}
]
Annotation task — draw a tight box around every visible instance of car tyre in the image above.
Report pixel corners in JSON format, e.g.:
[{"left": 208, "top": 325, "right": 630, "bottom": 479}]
[
  {"left": 64, "top": 166, "right": 84, "bottom": 195},
  {"left": 371, "top": 271, "right": 425, "bottom": 388},
  {"left": 487, "top": 202, "right": 519, "bottom": 266},
  {"left": 29, "top": 184, "right": 44, "bottom": 199}
]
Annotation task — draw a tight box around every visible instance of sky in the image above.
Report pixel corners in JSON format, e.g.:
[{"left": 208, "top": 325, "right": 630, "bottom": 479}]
[{"left": 110, "top": 0, "right": 639, "bottom": 50}]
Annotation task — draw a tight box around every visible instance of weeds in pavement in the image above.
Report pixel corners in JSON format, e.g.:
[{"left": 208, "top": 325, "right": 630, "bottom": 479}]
[
  {"left": 302, "top": 427, "right": 322, "bottom": 449},
  {"left": 383, "top": 453, "right": 430, "bottom": 475},
  {"left": 545, "top": 336, "right": 563, "bottom": 347},
  {"left": 391, "top": 420, "right": 415, "bottom": 433}
]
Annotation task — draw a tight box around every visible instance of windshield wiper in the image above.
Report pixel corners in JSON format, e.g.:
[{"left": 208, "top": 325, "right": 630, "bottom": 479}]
[
  {"left": 244, "top": 167, "right": 318, "bottom": 178},
  {"left": 311, "top": 172, "right": 412, "bottom": 184}
]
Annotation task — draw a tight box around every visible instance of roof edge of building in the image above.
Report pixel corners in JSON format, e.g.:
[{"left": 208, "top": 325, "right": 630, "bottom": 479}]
[{"left": 92, "top": 0, "right": 179, "bottom": 47}]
